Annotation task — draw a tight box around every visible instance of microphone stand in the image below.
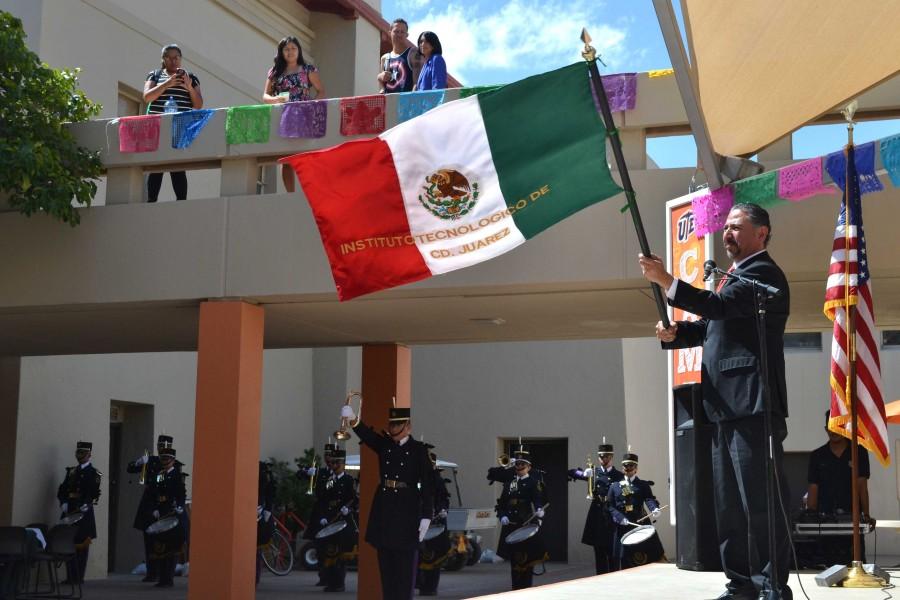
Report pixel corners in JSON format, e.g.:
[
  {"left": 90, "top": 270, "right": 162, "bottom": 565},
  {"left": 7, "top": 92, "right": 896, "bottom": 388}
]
[{"left": 712, "top": 267, "right": 784, "bottom": 600}]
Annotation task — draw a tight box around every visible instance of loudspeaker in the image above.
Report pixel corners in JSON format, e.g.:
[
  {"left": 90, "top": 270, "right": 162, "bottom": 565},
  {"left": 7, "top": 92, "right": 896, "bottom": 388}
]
[{"left": 673, "top": 383, "right": 719, "bottom": 571}]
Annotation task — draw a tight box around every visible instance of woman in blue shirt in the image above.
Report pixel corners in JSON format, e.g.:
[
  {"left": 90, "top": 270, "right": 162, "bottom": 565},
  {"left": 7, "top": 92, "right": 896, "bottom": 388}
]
[{"left": 415, "top": 31, "right": 447, "bottom": 90}]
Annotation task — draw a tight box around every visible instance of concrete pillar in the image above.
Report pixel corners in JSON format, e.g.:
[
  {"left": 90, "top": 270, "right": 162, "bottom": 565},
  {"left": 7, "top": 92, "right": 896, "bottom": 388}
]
[
  {"left": 220, "top": 158, "right": 258, "bottom": 197},
  {"left": 188, "top": 302, "right": 265, "bottom": 600},
  {"left": 0, "top": 357, "right": 20, "bottom": 526},
  {"left": 106, "top": 166, "right": 144, "bottom": 205},
  {"left": 357, "top": 344, "right": 412, "bottom": 600}
]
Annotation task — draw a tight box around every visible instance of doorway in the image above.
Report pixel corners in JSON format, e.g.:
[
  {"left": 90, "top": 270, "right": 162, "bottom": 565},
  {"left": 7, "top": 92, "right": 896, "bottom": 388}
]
[
  {"left": 109, "top": 400, "right": 154, "bottom": 573},
  {"left": 502, "top": 437, "right": 568, "bottom": 561}
]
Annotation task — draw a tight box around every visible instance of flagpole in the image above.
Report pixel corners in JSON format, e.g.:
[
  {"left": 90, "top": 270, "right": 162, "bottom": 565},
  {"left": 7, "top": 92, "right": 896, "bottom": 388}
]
[
  {"left": 840, "top": 102, "right": 882, "bottom": 588},
  {"left": 581, "top": 29, "right": 670, "bottom": 329}
]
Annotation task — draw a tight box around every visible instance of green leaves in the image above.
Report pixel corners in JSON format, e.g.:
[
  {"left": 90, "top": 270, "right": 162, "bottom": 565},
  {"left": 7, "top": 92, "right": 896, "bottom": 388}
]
[{"left": 0, "top": 11, "right": 102, "bottom": 226}]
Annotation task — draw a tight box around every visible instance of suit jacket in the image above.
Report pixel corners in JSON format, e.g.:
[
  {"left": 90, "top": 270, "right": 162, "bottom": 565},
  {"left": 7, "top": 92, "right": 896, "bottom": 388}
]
[
  {"left": 662, "top": 251, "right": 790, "bottom": 423},
  {"left": 353, "top": 421, "right": 435, "bottom": 549}
]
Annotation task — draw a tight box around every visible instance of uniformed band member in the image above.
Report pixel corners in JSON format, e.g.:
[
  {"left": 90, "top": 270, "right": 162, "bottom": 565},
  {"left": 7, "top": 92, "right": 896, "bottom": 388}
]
[
  {"left": 417, "top": 450, "right": 452, "bottom": 596},
  {"left": 298, "top": 442, "right": 336, "bottom": 587},
  {"left": 608, "top": 452, "right": 664, "bottom": 570},
  {"left": 256, "top": 461, "right": 276, "bottom": 585},
  {"left": 495, "top": 444, "right": 548, "bottom": 590},
  {"left": 342, "top": 402, "right": 435, "bottom": 600},
  {"left": 314, "top": 448, "right": 358, "bottom": 592},
  {"left": 126, "top": 434, "right": 183, "bottom": 583},
  {"left": 146, "top": 446, "right": 187, "bottom": 588},
  {"left": 805, "top": 410, "right": 873, "bottom": 566},
  {"left": 569, "top": 443, "right": 623, "bottom": 574},
  {"left": 56, "top": 440, "right": 101, "bottom": 584}
]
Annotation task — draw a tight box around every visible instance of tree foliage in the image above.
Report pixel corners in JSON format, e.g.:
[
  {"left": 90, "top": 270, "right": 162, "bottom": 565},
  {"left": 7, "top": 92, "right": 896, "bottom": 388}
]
[{"left": 0, "top": 10, "right": 103, "bottom": 226}]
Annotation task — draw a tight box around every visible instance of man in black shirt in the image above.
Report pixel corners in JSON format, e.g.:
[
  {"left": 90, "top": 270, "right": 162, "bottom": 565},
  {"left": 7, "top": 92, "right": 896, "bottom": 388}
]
[{"left": 806, "top": 411, "right": 873, "bottom": 564}]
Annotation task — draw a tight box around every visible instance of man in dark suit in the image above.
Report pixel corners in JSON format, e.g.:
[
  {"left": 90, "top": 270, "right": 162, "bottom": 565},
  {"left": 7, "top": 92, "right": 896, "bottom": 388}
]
[
  {"left": 342, "top": 403, "right": 434, "bottom": 600},
  {"left": 639, "top": 203, "right": 792, "bottom": 600}
]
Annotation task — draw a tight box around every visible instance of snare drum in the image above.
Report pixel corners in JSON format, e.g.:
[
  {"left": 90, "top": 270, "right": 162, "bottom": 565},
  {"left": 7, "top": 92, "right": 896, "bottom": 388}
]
[
  {"left": 58, "top": 513, "right": 84, "bottom": 526},
  {"left": 619, "top": 524, "right": 664, "bottom": 567},
  {"left": 504, "top": 523, "right": 540, "bottom": 545},
  {"left": 423, "top": 524, "right": 446, "bottom": 541},
  {"left": 146, "top": 516, "right": 179, "bottom": 535},
  {"left": 315, "top": 520, "right": 348, "bottom": 540}
]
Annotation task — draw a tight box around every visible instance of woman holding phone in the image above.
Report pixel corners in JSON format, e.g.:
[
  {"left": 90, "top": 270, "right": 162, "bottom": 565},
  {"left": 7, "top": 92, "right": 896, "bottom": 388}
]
[
  {"left": 263, "top": 36, "right": 325, "bottom": 193},
  {"left": 142, "top": 44, "right": 203, "bottom": 202}
]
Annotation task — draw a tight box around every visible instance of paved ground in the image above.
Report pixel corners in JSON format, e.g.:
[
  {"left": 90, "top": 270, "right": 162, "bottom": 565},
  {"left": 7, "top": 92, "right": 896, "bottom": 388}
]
[
  {"left": 77, "top": 561, "right": 595, "bottom": 599},
  {"left": 54, "top": 560, "right": 900, "bottom": 599}
]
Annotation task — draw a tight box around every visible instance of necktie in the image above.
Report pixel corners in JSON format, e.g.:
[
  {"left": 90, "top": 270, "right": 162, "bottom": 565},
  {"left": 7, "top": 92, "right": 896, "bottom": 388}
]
[{"left": 716, "top": 265, "right": 735, "bottom": 293}]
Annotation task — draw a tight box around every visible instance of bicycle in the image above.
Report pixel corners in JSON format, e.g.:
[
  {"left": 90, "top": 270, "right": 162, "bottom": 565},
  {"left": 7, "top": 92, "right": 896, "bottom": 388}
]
[{"left": 261, "top": 509, "right": 307, "bottom": 576}]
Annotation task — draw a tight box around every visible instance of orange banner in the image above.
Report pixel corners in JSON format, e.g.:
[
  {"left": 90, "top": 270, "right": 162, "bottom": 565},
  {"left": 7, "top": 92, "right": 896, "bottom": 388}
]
[{"left": 670, "top": 204, "right": 705, "bottom": 386}]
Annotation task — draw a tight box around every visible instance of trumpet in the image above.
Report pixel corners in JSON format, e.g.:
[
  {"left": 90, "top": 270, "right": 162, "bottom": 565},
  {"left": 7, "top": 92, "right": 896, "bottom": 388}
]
[
  {"left": 497, "top": 453, "right": 512, "bottom": 468},
  {"left": 585, "top": 455, "right": 594, "bottom": 500},
  {"left": 306, "top": 458, "right": 318, "bottom": 496},
  {"left": 139, "top": 449, "right": 149, "bottom": 485},
  {"left": 334, "top": 391, "right": 362, "bottom": 441}
]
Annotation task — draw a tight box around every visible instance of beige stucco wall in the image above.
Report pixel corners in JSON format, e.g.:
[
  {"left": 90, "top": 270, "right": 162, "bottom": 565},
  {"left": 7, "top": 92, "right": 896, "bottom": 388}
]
[{"left": 13, "top": 348, "right": 313, "bottom": 578}]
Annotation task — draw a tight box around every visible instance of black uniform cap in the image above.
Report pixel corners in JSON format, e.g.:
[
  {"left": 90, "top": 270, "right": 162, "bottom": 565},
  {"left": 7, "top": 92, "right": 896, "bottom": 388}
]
[
  {"left": 76, "top": 441, "right": 92, "bottom": 451},
  {"left": 388, "top": 407, "right": 411, "bottom": 422},
  {"left": 159, "top": 447, "right": 176, "bottom": 458},
  {"left": 157, "top": 435, "right": 174, "bottom": 449},
  {"left": 622, "top": 452, "right": 639, "bottom": 465},
  {"left": 331, "top": 449, "right": 346, "bottom": 461},
  {"left": 598, "top": 444, "right": 614, "bottom": 454},
  {"left": 513, "top": 445, "right": 531, "bottom": 465},
  {"left": 324, "top": 443, "right": 337, "bottom": 457}
]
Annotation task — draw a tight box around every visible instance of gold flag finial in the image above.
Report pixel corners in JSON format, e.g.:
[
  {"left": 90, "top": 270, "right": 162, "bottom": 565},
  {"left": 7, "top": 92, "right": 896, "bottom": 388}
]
[{"left": 581, "top": 28, "right": 596, "bottom": 62}]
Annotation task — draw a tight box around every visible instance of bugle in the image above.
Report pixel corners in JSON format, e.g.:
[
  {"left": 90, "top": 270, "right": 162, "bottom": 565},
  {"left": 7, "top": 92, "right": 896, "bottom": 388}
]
[
  {"left": 585, "top": 455, "right": 594, "bottom": 500},
  {"left": 139, "top": 449, "right": 149, "bottom": 485},
  {"left": 306, "top": 458, "right": 318, "bottom": 496},
  {"left": 497, "top": 453, "right": 512, "bottom": 468},
  {"left": 334, "top": 391, "right": 362, "bottom": 441}
]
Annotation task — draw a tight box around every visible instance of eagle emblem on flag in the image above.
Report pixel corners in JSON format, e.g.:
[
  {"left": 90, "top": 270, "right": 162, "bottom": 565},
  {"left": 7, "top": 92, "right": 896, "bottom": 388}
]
[{"left": 419, "top": 168, "right": 479, "bottom": 220}]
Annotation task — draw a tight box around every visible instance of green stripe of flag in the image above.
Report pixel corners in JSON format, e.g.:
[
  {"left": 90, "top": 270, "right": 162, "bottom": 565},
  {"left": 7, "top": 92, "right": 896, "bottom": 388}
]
[{"left": 478, "top": 62, "right": 622, "bottom": 239}]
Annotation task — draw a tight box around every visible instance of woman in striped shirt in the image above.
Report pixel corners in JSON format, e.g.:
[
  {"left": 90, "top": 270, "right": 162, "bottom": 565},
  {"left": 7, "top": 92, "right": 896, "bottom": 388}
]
[{"left": 142, "top": 44, "right": 203, "bottom": 202}]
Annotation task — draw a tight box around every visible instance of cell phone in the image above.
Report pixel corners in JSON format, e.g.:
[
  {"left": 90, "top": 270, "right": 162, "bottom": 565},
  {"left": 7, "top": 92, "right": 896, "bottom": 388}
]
[{"left": 176, "top": 68, "right": 186, "bottom": 76}]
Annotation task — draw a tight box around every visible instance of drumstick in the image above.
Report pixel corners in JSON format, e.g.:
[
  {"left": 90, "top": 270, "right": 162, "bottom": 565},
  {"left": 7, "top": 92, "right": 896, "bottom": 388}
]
[
  {"left": 522, "top": 503, "right": 550, "bottom": 526},
  {"left": 635, "top": 504, "right": 669, "bottom": 524}
]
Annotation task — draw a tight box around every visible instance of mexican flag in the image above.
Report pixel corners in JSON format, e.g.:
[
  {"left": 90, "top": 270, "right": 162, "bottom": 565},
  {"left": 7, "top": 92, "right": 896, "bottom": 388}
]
[{"left": 281, "top": 62, "right": 623, "bottom": 300}]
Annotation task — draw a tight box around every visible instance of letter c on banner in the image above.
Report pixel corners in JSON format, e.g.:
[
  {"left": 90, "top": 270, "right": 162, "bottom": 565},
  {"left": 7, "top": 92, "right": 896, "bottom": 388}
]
[{"left": 679, "top": 248, "right": 698, "bottom": 283}]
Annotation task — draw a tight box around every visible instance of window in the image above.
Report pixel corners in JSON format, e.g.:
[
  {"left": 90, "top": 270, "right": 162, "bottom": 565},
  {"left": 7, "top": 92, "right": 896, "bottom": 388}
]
[
  {"left": 117, "top": 82, "right": 144, "bottom": 117},
  {"left": 882, "top": 331, "right": 900, "bottom": 348},
  {"left": 784, "top": 332, "right": 821, "bottom": 350}
]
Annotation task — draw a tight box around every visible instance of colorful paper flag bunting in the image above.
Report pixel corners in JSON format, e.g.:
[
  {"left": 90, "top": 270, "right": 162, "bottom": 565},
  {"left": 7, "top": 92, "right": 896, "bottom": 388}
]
[
  {"left": 118, "top": 115, "right": 160, "bottom": 153},
  {"left": 339, "top": 95, "right": 386, "bottom": 136},
  {"left": 279, "top": 101, "right": 327, "bottom": 138},
  {"left": 825, "top": 141, "right": 884, "bottom": 196},
  {"left": 397, "top": 90, "right": 445, "bottom": 123},
  {"left": 225, "top": 105, "right": 271, "bottom": 145},
  {"left": 777, "top": 157, "right": 835, "bottom": 201},
  {"left": 172, "top": 109, "right": 214, "bottom": 149},
  {"left": 692, "top": 186, "right": 734, "bottom": 238}
]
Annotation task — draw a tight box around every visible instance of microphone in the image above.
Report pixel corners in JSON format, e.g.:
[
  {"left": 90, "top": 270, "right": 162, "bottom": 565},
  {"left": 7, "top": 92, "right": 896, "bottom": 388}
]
[{"left": 703, "top": 260, "right": 717, "bottom": 282}]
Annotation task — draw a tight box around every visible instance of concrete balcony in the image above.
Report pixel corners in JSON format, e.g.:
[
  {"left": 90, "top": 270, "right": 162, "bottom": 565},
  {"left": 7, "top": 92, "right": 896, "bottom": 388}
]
[{"left": 3, "top": 74, "right": 900, "bottom": 356}]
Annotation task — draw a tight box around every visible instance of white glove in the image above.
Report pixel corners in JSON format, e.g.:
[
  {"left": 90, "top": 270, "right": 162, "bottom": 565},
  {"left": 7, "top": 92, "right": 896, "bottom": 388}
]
[
  {"left": 80, "top": 504, "right": 89, "bottom": 513},
  {"left": 135, "top": 454, "right": 148, "bottom": 466},
  {"left": 651, "top": 507, "right": 661, "bottom": 518},
  {"left": 257, "top": 505, "right": 263, "bottom": 516},
  {"left": 60, "top": 503, "right": 68, "bottom": 514},
  {"left": 535, "top": 507, "right": 545, "bottom": 519},
  {"left": 621, "top": 518, "right": 633, "bottom": 526},
  {"left": 306, "top": 467, "right": 317, "bottom": 477},
  {"left": 340, "top": 405, "right": 356, "bottom": 420},
  {"left": 175, "top": 506, "right": 184, "bottom": 515},
  {"left": 340, "top": 506, "right": 350, "bottom": 516},
  {"left": 263, "top": 510, "right": 272, "bottom": 522},
  {"left": 152, "top": 510, "right": 160, "bottom": 520},
  {"left": 582, "top": 467, "right": 593, "bottom": 478},
  {"left": 418, "top": 518, "right": 431, "bottom": 542},
  {"left": 438, "top": 509, "right": 448, "bottom": 519},
  {"left": 500, "top": 516, "right": 510, "bottom": 526},
  {"left": 320, "top": 518, "right": 328, "bottom": 527}
]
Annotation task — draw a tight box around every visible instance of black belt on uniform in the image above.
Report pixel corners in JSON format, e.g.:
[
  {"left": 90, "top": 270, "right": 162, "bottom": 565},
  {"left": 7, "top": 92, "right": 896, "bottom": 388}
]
[{"left": 383, "top": 479, "right": 408, "bottom": 489}]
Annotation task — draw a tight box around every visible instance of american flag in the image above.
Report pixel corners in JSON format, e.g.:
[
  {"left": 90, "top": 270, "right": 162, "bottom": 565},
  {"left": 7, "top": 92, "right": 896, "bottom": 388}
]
[{"left": 823, "top": 144, "right": 890, "bottom": 466}]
